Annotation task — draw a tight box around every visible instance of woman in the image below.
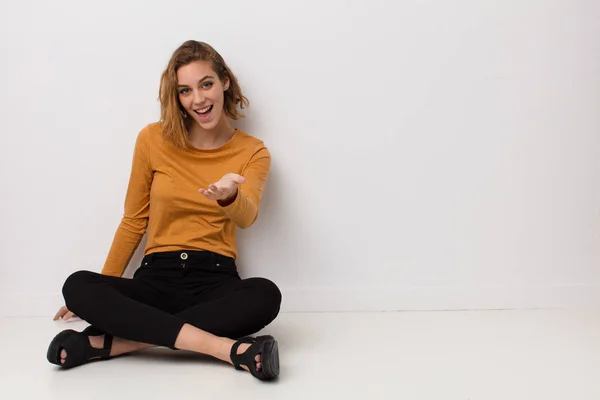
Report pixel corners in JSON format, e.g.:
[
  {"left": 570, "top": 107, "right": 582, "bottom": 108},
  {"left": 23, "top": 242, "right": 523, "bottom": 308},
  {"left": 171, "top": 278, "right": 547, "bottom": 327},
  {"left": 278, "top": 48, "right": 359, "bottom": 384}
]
[{"left": 47, "top": 40, "right": 282, "bottom": 381}]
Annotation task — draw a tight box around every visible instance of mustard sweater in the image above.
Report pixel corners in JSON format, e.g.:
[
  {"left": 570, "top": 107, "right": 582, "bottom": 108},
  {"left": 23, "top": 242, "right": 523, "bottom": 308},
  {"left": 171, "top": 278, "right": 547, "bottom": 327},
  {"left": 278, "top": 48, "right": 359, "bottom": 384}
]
[{"left": 100, "top": 122, "right": 271, "bottom": 277}]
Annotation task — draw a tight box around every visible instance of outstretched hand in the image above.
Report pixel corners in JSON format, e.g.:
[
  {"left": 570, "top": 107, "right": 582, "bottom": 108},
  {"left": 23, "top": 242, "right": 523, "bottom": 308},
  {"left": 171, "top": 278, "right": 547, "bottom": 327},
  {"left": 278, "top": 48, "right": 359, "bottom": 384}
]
[{"left": 199, "top": 173, "right": 246, "bottom": 202}]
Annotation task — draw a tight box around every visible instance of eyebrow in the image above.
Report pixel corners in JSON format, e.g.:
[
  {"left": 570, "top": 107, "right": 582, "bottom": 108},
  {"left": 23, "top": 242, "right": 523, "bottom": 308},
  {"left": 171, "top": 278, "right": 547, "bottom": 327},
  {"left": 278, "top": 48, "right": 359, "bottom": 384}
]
[{"left": 177, "top": 75, "right": 214, "bottom": 88}]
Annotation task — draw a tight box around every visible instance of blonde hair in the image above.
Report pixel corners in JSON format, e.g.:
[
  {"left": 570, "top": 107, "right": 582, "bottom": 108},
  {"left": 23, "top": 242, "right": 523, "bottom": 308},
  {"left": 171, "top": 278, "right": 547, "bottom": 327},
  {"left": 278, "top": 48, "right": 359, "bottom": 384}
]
[{"left": 158, "top": 40, "right": 249, "bottom": 148}]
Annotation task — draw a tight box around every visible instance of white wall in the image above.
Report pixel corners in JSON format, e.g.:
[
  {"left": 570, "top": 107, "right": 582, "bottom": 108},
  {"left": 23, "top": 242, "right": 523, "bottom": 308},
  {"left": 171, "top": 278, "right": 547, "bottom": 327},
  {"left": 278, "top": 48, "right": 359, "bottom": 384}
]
[{"left": 1, "top": 0, "right": 599, "bottom": 316}]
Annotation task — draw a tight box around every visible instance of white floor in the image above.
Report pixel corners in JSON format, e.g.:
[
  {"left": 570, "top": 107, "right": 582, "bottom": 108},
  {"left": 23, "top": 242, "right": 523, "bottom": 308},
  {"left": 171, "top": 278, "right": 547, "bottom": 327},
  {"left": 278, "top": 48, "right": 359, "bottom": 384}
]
[{"left": 1, "top": 310, "right": 600, "bottom": 399}]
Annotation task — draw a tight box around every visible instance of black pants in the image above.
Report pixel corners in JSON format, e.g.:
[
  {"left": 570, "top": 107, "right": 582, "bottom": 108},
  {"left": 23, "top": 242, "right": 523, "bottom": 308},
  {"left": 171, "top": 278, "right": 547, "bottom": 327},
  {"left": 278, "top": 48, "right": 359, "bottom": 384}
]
[{"left": 62, "top": 250, "right": 282, "bottom": 349}]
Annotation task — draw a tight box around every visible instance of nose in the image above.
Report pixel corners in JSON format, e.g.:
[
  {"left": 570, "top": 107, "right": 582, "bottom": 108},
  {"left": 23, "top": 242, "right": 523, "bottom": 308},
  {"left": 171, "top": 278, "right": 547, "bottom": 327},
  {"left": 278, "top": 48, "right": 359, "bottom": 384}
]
[{"left": 192, "top": 89, "right": 205, "bottom": 106}]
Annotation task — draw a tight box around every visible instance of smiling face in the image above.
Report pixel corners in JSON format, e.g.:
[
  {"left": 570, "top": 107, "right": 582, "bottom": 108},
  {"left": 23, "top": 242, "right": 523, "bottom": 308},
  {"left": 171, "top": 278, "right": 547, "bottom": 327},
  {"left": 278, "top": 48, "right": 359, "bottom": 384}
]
[
  {"left": 177, "top": 60, "right": 230, "bottom": 131},
  {"left": 159, "top": 40, "right": 250, "bottom": 149}
]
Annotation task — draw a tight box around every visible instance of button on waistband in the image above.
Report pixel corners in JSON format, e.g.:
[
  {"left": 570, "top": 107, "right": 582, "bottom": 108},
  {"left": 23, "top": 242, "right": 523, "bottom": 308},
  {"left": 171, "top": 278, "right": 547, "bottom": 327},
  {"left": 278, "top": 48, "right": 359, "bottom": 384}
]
[{"left": 180, "top": 252, "right": 188, "bottom": 260}]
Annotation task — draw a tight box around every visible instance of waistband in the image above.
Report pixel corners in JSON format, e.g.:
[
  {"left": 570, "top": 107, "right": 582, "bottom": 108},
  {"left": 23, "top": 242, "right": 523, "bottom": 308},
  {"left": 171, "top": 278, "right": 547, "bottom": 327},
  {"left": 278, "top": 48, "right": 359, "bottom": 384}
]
[{"left": 142, "top": 250, "right": 234, "bottom": 265}]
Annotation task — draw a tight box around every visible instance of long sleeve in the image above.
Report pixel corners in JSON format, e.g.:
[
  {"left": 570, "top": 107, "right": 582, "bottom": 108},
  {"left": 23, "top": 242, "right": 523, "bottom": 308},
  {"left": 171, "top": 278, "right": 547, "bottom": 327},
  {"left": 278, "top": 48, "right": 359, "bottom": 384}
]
[
  {"left": 220, "top": 146, "right": 271, "bottom": 229},
  {"left": 101, "top": 130, "right": 153, "bottom": 276}
]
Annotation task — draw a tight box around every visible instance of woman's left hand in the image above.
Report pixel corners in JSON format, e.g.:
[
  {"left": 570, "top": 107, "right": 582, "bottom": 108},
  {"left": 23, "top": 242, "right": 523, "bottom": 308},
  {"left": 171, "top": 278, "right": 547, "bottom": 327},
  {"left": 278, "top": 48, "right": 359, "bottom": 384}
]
[{"left": 199, "top": 173, "right": 247, "bottom": 202}]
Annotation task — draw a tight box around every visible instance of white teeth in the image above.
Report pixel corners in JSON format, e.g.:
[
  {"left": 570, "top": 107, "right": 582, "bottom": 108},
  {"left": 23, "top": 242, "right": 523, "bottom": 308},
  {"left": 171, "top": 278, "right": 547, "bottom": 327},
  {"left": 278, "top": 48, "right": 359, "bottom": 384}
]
[{"left": 196, "top": 106, "right": 211, "bottom": 114}]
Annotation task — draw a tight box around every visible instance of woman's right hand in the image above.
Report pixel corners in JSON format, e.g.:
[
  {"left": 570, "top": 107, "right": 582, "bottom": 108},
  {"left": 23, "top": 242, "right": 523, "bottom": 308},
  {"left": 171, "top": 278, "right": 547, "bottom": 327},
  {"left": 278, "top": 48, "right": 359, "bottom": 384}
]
[{"left": 53, "top": 305, "right": 76, "bottom": 321}]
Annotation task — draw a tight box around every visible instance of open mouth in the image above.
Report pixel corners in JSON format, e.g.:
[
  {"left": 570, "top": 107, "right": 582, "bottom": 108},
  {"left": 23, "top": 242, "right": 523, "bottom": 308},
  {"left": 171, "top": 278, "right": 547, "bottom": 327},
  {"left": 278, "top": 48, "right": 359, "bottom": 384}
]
[{"left": 194, "top": 105, "right": 213, "bottom": 116}]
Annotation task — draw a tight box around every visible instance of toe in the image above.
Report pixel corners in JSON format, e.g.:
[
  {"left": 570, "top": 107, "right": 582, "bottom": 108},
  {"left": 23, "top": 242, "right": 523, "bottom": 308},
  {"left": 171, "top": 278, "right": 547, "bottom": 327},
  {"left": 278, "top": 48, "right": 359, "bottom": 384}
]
[
  {"left": 234, "top": 343, "right": 264, "bottom": 373},
  {"left": 60, "top": 349, "right": 67, "bottom": 364}
]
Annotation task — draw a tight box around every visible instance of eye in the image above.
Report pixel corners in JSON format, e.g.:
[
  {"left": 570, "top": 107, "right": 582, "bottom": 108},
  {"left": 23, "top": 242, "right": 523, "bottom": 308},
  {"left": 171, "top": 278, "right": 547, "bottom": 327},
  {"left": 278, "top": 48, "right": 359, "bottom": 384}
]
[
  {"left": 179, "top": 88, "right": 190, "bottom": 95},
  {"left": 202, "top": 81, "right": 213, "bottom": 89}
]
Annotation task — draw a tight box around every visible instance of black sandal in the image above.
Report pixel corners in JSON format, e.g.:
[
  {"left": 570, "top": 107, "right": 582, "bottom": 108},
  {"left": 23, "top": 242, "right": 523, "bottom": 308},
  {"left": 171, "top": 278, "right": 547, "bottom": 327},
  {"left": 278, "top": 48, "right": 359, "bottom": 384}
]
[
  {"left": 230, "top": 335, "right": 280, "bottom": 380},
  {"left": 47, "top": 326, "right": 114, "bottom": 369}
]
